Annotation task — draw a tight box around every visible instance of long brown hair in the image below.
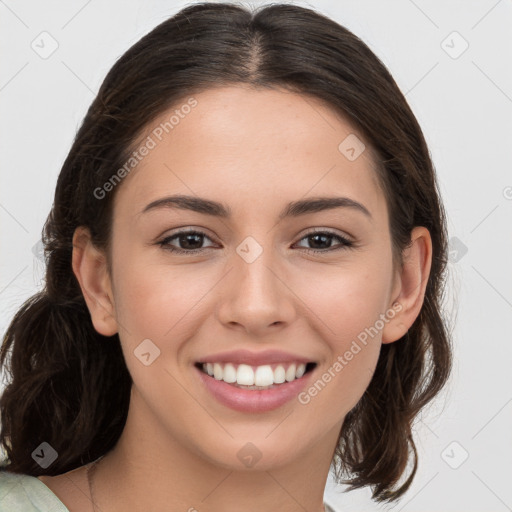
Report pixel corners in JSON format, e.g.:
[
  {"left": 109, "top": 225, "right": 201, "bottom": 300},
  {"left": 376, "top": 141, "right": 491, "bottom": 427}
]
[{"left": 0, "top": 2, "right": 451, "bottom": 503}]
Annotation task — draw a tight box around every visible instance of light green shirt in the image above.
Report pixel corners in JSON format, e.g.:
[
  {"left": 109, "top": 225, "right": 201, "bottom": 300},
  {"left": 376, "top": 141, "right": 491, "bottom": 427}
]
[
  {"left": 0, "top": 470, "right": 338, "bottom": 511},
  {"left": 0, "top": 471, "right": 69, "bottom": 511}
]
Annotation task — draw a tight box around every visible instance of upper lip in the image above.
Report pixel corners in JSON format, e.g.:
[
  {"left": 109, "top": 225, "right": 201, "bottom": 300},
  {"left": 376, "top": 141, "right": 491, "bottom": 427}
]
[{"left": 196, "top": 349, "right": 315, "bottom": 366}]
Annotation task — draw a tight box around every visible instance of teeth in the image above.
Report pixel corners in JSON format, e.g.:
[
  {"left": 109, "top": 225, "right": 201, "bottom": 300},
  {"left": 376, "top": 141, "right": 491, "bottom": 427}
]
[
  {"left": 222, "top": 363, "right": 237, "bottom": 383},
  {"left": 274, "top": 365, "right": 286, "bottom": 384},
  {"left": 213, "top": 363, "right": 223, "bottom": 380},
  {"left": 201, "top": 362, "right": 309, "bottom": 387},
  {"left": 254, "top": 365, "right": 274, "bottom": 386},
  {"left": 285, "top": 364, "right": 296, "bottom": 382},
  {"left": 237, "top": 364, "right": 255, "bottom": 385}
]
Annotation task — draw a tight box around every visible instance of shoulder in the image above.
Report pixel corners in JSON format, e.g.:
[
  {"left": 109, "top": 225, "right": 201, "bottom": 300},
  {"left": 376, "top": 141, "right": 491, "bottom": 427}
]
[{"left": 0, "top": 470, "right": 70, "bottom": 512}]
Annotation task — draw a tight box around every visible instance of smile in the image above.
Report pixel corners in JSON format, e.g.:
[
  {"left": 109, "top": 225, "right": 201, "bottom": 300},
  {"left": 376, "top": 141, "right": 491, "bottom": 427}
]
[
  {"left": 196, "top": 361, "right": 317, "bottom": 389},
  {"left": 194, "top": 361, "right": 318, "bottom": 413}
]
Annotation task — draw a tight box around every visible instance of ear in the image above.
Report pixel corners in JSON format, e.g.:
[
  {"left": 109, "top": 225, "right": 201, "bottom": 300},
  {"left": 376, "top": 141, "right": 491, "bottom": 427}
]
[
  {"left": 71, "top": 226, "right": 118, "bottom": 336},
  {"left": 382, "top": 226, "right": 432, "bottom": 344}
]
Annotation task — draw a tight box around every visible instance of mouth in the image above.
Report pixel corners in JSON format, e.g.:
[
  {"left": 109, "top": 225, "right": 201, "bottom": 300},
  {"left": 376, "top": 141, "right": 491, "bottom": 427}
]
[{"left": 194, "top": 361, "right": 317, "bottom": 390}]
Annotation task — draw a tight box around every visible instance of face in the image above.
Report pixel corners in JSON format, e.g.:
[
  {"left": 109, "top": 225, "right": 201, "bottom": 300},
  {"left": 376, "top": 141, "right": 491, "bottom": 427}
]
[{"left": 95, "top": 85, "right": 402, "bottom": 470}]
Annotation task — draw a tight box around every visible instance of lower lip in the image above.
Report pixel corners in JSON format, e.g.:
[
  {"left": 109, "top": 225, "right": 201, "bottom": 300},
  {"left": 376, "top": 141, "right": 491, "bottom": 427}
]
[{"left": 195, "top": 365, "right": 315, "bottom": 413}]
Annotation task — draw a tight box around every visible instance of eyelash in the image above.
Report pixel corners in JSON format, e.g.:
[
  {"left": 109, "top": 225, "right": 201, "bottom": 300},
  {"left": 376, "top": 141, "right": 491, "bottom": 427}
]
[{"left": 157, "top": 229, "right": 355, "bottom": 255}]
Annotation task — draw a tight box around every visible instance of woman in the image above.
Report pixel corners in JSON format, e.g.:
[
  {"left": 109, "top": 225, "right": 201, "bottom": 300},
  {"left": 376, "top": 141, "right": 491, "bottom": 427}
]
[{"left": 0, "top": 2, "right": 451, "bottom": 511}]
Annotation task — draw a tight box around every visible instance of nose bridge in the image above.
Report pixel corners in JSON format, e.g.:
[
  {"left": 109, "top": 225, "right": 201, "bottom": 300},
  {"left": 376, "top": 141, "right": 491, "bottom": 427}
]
[
  {"left": 216, "top": 235, "right": 295, "bottom": 332},
  {"left": 234, "top": 236, "right": 282, "bottom": 305}
]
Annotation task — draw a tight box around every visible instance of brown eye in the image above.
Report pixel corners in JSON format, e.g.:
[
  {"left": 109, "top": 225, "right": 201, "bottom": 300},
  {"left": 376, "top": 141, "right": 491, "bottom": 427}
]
[
  {"left": 158, "top": 229, "right": 354, "bottom": 255},
  {"left": 158, "top": 230, "right": 215, "bottom": 253},
  {"left": 295, "top": 231, "right": 354, "bottom": 253}
]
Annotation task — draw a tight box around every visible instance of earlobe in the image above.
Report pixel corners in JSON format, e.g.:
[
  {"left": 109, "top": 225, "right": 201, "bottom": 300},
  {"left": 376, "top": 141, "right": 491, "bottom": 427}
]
[
  {"left": 71, "top": 226, "right": 118, "bottom": 336},
  {"left": 382, "top": 226, "right": 432, "bottom": 344}
]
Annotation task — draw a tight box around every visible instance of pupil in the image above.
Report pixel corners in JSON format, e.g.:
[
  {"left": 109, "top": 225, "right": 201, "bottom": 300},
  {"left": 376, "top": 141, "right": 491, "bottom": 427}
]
[
  {"left": 310, "top": 234, "right": 330, "bottom": 249},
  {"left": 181, "top": 233, "right": 202, "bottom": 249}
]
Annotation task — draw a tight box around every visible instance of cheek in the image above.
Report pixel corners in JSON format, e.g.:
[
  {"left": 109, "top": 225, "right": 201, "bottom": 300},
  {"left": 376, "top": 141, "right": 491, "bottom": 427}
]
[
  {"left": 291, "top": 262, "right": 389, "bottom": 412},
  {"left": 114, "top": 263, "right": 209, "bottom": 335},
  {"left": 111, "top": 261, "right": 214, "bottom": 402},
  {"left": 293, "top": 259, "right": 390, "bottom": 343}
]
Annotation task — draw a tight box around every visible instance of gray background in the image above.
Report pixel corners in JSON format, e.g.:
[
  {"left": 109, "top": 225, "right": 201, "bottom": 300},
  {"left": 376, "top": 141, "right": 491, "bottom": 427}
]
[{"left": 1, "top": 1, "right": 511, "bottom": 510}]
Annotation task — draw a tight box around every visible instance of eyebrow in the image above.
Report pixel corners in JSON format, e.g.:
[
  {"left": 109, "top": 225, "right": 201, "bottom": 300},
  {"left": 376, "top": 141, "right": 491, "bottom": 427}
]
[{"left": 140, "top": 194, "right": 372, "bottom": 220}]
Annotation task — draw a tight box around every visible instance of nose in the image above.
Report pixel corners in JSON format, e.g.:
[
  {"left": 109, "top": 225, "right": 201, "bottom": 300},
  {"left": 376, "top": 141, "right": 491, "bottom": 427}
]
[{"left": 216, "top": 247, "right": 297, "bottom": 336}]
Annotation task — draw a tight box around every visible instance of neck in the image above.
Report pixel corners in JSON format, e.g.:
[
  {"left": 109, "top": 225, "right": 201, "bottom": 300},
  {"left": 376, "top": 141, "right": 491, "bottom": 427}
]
[{"left": 88, "top": 386, "right": 341, "bottom": 512}]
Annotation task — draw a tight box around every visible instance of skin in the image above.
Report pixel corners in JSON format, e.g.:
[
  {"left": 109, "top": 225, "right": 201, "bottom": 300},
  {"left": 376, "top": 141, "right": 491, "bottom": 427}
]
[{"left": 38, "top": 85, "right": 431, "bottom": 512}]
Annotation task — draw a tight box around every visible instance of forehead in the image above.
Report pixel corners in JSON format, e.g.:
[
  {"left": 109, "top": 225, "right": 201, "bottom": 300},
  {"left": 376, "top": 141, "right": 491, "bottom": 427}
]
[{"left": 112, "top": 85, "right": 386, "bottom": 222}]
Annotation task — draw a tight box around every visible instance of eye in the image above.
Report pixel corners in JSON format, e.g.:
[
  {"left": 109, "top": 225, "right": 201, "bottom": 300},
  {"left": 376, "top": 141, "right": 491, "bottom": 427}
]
[
  {"left": 157, "top": 228, "right": 354, "bottom": 255},
  {"left": 157, "top": 230, "right": 216, "bottom": 254},
  {"left": 294, "top": 230, "right": 354, "bottom": 253}
]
